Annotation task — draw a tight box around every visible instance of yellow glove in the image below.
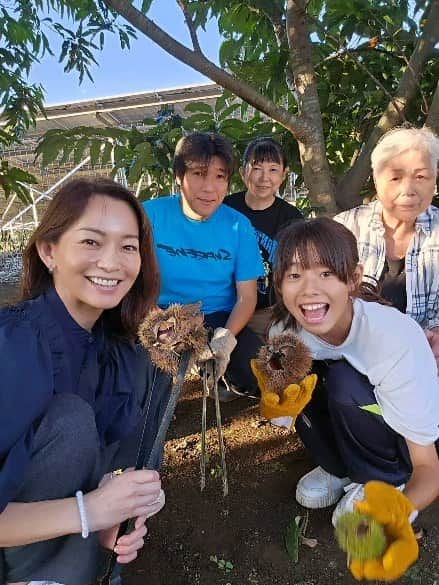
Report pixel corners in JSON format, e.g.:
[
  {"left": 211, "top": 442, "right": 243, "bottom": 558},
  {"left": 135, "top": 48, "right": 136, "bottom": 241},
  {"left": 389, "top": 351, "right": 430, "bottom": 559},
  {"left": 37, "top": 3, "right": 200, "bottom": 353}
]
[
  {"left": 250, "top": 360, "right": 317, "bottom": 428},
  {"left": 349, "top": 481, "right": 419, "bottom": 582}
]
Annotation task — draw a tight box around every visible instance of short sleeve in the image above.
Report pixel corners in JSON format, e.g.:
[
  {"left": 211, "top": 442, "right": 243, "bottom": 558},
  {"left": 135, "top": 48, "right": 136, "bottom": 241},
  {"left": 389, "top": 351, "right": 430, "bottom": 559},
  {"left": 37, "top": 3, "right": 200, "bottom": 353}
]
[
  {"left": 234, "top": 216, "right": 265, "bottom": 282},
  {"left": 0, "top": 310, "right": 53, "bottom": 511},
  {"left": 334, "top": 208, "right": 358, "bottom": 236},
  {"left": 284, "top": 202, "right": 303, "bottom": 222},
  {"left": 372, "top": 313, "right": 439, "bottom": 445},
  {"left": 142, "top": 200, "right": 155, "bottom": 222}
]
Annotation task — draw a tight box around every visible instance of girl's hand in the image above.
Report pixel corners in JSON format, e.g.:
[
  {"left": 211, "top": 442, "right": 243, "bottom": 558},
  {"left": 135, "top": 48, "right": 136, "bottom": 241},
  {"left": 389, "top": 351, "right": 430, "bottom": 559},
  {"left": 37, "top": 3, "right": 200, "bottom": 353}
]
[
  {"left": 349, "top": 481, "right": 418, "bottom": 582},
  {"left": 99, "top": 515, "right": 148, "bottom": 564},
  {"left": 85, "top": 469, "right": 164, "bottom": 532}
]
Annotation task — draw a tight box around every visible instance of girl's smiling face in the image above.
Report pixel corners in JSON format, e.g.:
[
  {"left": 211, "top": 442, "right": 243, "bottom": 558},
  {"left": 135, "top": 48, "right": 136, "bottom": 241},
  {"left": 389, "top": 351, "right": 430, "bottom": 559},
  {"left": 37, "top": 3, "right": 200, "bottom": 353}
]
[{"left": 280, "top": 256, "right": 362, "bottom": 345}]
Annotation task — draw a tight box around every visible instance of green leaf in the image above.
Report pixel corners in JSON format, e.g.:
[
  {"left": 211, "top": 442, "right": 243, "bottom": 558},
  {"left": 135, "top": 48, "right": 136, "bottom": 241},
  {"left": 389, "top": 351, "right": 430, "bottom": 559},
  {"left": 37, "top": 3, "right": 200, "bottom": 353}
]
[
  {"left": 101, "top": 141, "right": 113, "bottom": 166},
  {"left": 383, "top": 14, "right": 394, "bottom": 26},
  {"left": 217, "top": 102, "right": 241, "bottom": 121},
  {"left": 285, "top": 516, "right": 302, "bottom": 563},
  {"left": 73, "top": 136, "right": 89, "bottom": 165},
  {"left": 89, "top": 140, "right": 103, "bottom": 167},
  {"left": 182, "top": 113, "right": 214, "bottom": 130},
  {"left": 141, "top": 0, "right": 154, "bottom": 13},
  {"left": 184, "top": 102, "right": 213, "bottom": 114}
]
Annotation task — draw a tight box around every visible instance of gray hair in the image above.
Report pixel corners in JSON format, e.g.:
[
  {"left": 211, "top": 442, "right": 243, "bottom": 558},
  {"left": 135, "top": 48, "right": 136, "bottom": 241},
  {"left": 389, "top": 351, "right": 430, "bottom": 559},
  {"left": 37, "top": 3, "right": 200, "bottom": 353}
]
[{"left": 371, "top": 126, "right": 439, "bottom": 176}]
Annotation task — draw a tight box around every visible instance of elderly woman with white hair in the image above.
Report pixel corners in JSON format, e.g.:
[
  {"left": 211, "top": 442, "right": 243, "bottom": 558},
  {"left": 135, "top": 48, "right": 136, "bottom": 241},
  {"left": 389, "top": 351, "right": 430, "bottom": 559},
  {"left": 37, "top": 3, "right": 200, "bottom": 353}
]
[{"left": 335, "top": 126, "right": 439, "bottom": 367}]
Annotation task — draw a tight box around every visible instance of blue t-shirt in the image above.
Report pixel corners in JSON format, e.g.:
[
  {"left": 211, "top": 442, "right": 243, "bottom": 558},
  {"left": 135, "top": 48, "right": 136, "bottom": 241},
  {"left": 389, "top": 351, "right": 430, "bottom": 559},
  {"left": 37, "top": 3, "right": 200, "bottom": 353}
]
[{"left": 143, "top": 195, "right": 264, "bottom": 314}]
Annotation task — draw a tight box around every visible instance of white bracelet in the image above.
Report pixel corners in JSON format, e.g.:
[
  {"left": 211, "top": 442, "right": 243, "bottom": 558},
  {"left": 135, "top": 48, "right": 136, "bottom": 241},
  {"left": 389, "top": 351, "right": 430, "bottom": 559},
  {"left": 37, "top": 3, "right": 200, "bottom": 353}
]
[{"left": 75, "top": 490, "right": 89, "bottom": 538}]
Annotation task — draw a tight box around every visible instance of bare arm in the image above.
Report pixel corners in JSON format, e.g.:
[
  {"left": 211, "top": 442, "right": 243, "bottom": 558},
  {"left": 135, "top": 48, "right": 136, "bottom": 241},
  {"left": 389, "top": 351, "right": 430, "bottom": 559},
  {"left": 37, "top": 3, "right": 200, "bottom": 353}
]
[
  {"left": 225, "top": 279, "right": 257, "bottom": 336},
  {"left": 403, "top": 439, "right": 439, "bottom": 511},
  {"left": 0, "top": 469, "right": 162, "bottom": 547},
  {"left": 0, "top": 499, "right": 81, "bottom": 547}
]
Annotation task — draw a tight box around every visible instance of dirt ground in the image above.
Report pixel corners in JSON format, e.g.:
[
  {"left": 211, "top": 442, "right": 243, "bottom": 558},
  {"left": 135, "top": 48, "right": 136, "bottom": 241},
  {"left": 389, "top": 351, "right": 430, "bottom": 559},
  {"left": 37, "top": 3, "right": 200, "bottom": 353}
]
[{"left": 124, "top": 378, "right": 439, "bottom": 585}]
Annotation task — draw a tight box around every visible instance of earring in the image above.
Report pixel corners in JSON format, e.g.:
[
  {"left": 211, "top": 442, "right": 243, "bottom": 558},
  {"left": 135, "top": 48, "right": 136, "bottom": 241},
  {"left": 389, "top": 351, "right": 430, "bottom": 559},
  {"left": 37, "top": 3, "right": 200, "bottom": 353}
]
[{"left": 48, "top": 265, "right": 54, "bottom": 274}]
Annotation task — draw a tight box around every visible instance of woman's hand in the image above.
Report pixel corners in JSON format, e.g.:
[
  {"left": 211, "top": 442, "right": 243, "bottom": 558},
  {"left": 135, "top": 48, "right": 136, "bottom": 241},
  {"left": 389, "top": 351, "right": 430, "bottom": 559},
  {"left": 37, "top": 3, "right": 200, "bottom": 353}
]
[
  {"left": 425, "top": 327, "right": 439, "bottom": 370},
  {"left": 99, "top": 515, "right": 148, "bottom": 564},
  {"left": 85, "top": 469, "right": 165, "bottom": 533}
]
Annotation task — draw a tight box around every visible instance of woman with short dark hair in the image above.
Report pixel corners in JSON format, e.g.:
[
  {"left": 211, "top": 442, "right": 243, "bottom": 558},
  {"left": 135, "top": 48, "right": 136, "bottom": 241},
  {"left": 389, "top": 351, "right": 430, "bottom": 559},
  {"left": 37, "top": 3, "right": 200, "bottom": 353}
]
[{"left": 224, "top": 137, "right": 303, "bottom": 338}]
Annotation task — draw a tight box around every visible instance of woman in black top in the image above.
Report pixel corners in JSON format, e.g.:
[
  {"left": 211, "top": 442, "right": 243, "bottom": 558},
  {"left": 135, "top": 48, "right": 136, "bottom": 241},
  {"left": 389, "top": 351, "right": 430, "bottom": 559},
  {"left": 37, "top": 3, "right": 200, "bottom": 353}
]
[
  {"left": 225, "top": 137, "right": 303, "bottom": 337},
  {"left": 0, "top": 178, "right": 167, "bottom": 585}
]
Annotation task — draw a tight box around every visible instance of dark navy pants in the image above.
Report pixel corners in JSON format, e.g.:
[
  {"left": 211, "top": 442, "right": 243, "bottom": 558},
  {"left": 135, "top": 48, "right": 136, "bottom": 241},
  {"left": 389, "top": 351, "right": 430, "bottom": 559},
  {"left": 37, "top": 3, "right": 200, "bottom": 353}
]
[
  {"left": 295, "top": 360, "right": 428, "bottom": 486},
  {"left": 2, "top": 366, "right": 172, "bottom": 585},
  {"left": 204, "top": 311, "right": 262, "bottom": 395}
]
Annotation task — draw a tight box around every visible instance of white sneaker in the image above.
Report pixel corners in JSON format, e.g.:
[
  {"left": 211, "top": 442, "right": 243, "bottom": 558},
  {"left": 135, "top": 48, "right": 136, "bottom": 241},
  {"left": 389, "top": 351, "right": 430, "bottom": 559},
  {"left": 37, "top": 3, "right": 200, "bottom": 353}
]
[
  {"left": 331, "top": 482, "right": 405, "bottom": 527},
  {"left": 331, "top": 482, "right": 364, "bottom": 526},
  {"left": 296, "top": 466, "right": 351, "bottom": 509}
]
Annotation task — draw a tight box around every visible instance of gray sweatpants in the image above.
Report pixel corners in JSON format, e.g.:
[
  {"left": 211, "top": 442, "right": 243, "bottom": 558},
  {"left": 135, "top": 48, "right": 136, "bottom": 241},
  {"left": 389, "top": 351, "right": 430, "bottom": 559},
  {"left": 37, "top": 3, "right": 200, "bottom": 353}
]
[{"left": 3, "top": 394, "right": 135, "bottom": 585}]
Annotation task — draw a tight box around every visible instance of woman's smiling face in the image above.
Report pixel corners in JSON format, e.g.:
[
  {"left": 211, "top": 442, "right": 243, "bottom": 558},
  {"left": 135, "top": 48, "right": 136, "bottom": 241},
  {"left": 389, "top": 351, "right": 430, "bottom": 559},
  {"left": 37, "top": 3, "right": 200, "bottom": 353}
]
[
  {"left": 374, "top": 148, "right": 437, "bottom": 225},
  {"left": 280, "top": 256, "right": 361, "bottom": 345},
  {"left": 240, "top": 159, "right": 287, "bottom": 203},
  {"left": 38, "top": 194, "right": 141, "bottom": 330}
]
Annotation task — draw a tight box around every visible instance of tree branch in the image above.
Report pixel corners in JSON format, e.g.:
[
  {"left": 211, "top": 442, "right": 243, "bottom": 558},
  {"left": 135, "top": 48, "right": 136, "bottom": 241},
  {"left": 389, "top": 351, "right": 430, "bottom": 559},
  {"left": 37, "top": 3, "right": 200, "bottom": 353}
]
[
  {"left": 372, "top": 14, "right": 430, "bottom": 116},
  {"left": 318, "top": 44, "right": 398, "bottom": 65},
  {"left": 309, "top": 17, "right": 407, "bottom": 123},
  {"left": 246, "top": 0, "right": 286, "bottom": 46},
  {"left": 336, "top": 0, "right": 439, "bottom": 209},
  {"left": 176, "top": 0, "right": 201, "bottom": 54},
  {"left": 103, "top": 0, "right": 310, "bottom": 141},
  {"left": 425, "top": 80, "right": 439, "bottom": 136},
  {"left": 286, "top": 0, "right": 336, "bottom": 212},
  {"left": 241, "top": 2, "right": 298, "bottom": 99}
]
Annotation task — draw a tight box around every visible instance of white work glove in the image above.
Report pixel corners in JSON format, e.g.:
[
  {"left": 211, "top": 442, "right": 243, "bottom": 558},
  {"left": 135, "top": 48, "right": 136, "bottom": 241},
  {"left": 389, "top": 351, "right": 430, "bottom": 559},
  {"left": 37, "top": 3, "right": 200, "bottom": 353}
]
[{"left": 199, "top": 327, "right": 237, "bottom": 380}]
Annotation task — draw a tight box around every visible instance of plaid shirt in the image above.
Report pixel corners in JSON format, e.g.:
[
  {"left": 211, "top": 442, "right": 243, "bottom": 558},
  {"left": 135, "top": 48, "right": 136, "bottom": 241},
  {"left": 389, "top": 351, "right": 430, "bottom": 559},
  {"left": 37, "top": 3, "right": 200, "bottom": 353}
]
[{"left": 335, "top": 200, "right": 439, "bottom": 329}]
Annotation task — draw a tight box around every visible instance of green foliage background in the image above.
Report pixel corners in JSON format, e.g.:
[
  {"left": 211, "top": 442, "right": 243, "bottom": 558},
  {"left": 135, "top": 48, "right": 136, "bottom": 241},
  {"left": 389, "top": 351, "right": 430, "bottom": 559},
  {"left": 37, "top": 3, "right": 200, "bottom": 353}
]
[{"left": 0, "top": 1, "right": 438, "bottom": 206}]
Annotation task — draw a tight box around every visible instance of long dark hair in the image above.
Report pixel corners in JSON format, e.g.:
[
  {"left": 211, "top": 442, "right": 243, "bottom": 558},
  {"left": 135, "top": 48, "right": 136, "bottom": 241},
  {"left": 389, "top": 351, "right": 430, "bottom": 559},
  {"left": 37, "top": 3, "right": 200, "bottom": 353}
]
[
  {"left": 272, "top": 217, "right": 387, "bottom": 329},
  {"left": 21, "top": 177, "right": 159, "bottom": 338}
]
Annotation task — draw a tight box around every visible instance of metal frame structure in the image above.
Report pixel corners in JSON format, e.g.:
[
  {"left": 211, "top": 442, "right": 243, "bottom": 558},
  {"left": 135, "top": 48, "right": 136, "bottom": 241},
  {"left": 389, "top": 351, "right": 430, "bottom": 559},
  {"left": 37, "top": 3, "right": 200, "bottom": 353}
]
[
  {"left": 1, "top": 156, "right": 93, "bottom": 234},
  {"left": 0, "top": 83, "right": 222, "bottom": 234}
]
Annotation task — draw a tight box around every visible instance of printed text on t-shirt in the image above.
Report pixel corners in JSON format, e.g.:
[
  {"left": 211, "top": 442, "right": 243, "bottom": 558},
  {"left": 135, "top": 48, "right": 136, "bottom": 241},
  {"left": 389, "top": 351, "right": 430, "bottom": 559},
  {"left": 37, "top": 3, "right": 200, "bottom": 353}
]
[{"left": 157, "top": 243, "right": 232, "bottom": 261}]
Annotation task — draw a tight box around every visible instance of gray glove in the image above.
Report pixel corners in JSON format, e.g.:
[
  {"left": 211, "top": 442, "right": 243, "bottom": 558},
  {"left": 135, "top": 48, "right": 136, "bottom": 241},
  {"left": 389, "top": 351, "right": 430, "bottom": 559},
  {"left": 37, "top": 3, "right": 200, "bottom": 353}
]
[{"left": 199, "top": 327, "right": 237, "bottom": 380}]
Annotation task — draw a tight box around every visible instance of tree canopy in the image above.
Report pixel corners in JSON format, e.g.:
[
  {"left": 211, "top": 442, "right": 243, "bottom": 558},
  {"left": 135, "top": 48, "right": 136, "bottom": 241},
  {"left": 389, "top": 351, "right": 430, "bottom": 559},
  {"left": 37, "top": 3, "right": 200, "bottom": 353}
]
[{"left": 1, "top": 0, "right": 439, "bottom": 211}]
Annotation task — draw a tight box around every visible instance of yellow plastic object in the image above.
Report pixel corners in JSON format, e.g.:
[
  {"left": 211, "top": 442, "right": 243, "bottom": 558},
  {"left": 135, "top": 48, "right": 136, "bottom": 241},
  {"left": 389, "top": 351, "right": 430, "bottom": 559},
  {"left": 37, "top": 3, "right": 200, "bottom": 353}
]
[
  {"left": 250, "top": 360, "right": 317, "bottom": 428},
  {"left": 349, "top": 481, "right": 419, "bottom": 582}
]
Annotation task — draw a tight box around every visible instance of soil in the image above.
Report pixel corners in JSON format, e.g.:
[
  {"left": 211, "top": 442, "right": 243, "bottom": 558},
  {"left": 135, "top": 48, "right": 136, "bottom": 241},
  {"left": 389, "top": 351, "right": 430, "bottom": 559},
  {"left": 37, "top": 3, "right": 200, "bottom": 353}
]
[{"left": 124, "top": 378, "right": 439, "bottom": 585}]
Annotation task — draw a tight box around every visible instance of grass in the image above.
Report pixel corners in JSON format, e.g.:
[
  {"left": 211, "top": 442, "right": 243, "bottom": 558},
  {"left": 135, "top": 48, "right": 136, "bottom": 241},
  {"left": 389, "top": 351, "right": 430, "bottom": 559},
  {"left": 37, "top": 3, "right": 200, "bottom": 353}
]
[{"left": 209, "top": 555, "right": 234, "bottom": 573}]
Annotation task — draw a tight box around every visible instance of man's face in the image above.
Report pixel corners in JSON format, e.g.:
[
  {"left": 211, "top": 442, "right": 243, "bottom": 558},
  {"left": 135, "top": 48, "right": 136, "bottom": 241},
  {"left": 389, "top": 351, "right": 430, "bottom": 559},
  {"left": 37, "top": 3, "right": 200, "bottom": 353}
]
[{"left": 179, "top": 156, "right": 229, "bottom": 220}]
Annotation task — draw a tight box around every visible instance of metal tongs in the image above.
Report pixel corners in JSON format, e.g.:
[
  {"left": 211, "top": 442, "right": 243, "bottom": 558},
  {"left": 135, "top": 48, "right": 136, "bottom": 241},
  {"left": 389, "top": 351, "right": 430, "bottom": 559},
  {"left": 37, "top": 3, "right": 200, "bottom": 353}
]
[{"left": 200, "top": 357, "right": 229, "bottom": 496}]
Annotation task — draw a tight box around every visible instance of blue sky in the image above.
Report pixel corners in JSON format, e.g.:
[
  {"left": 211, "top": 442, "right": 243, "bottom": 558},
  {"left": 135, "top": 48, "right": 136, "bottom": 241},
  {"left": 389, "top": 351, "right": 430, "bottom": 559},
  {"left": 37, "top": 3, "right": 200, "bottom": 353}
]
[{"left": 28, "top": 1, "right": 222, "bottom": 105}]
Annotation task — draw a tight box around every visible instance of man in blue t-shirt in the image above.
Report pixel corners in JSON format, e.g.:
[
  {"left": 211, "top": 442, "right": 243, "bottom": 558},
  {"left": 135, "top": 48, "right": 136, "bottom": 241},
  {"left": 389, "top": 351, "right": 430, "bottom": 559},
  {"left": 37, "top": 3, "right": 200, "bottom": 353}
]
[{"left": 144, "top": 132, "right": 264, "bottom": 400}]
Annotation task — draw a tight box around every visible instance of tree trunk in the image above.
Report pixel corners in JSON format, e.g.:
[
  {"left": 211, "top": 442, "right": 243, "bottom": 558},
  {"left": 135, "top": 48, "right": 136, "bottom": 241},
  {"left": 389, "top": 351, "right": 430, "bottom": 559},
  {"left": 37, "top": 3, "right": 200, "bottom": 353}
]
[
  {"left": 425, "top": 80, "right": 439, "bottom": 136},
  {"left": 103, "top": 0, "right": 307, "bottom": 138},
  {"left": 286, "top": 0, "right": 336, "bottom": 213},
  {"left": 104, "top": 0, "right": 337, "bottom": 212}
]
